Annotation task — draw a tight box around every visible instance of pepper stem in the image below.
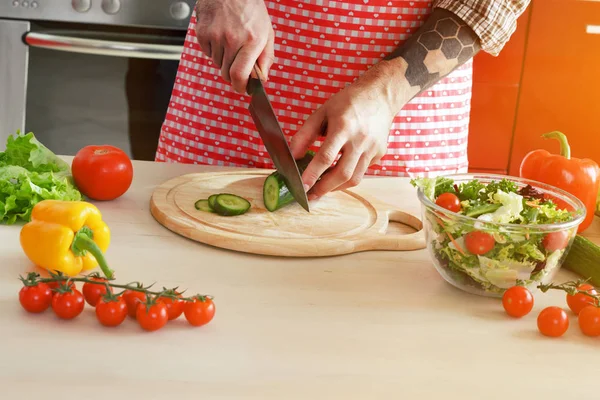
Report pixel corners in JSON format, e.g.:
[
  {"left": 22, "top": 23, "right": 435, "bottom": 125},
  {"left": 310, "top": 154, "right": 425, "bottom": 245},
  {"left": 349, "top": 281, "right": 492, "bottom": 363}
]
[
  {"left": 72, "top": 227, "right": 114, "bottom": 280},
  {"left": 542, "top": 131, "right": 571, "bottom": 159}
]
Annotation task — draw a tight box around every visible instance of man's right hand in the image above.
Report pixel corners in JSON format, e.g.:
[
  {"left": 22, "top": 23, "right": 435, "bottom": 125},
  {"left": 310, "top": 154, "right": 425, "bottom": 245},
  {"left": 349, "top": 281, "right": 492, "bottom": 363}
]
[{"left": 195, "top": 0, "right": 275, "bottom": 93}]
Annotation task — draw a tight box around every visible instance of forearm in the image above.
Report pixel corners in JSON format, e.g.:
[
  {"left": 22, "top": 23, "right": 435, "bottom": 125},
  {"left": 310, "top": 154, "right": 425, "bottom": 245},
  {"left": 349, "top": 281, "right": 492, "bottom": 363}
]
[{"left": 362, "top": 8, "right": 482, "bottom": 114}]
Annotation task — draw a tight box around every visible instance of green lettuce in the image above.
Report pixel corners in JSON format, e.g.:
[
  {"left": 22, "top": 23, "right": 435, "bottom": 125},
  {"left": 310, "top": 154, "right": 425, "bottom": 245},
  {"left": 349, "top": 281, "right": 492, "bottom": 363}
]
[{"left": 0, "top": 132, "right": 82, "bottom": 224}]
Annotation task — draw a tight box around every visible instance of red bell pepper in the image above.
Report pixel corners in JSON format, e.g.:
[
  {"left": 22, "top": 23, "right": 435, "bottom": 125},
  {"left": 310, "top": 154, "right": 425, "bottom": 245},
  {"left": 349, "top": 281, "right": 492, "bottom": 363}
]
[{"left": 520, "top": 131, "right": 599, "bottom": 233}]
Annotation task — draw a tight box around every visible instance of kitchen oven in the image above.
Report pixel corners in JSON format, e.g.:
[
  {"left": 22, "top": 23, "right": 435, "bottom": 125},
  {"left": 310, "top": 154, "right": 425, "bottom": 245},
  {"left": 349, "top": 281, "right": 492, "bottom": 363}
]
[{"left": 0, "top": 0, "right": 195, "bottom": 160}]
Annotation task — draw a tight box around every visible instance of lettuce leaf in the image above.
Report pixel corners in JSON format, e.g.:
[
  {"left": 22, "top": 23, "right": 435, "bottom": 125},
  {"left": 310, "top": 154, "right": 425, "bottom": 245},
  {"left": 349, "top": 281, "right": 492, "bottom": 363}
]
[{"left": 0, "top": 132, "right": 82, "bottom": 224}]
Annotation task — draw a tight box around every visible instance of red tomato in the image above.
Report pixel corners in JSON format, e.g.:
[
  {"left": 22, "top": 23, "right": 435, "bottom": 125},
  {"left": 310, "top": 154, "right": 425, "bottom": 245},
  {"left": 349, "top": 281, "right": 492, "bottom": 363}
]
[
  {"left": 537, "top": 306, "right": 569, "bottom": 337},
  {"left": 502, "top": 286, "right": 534, "bottom": 318},
  {"left": 542, "top": 230, "right": 570, "bottom": 252},
  {"left": 566, "top": 284, "right": 598, "bottom": 315},
  {"left": 158, "top": 294, "right": 185, "bottom": 321},
  {"left": 96, "top": 296, "right": 128, "bottom": 327},
  {"left": 435, "top": 192, "right": 461, "bottom": 213},
  {"left": 19, "top": 283, "right": 53, "bottom": 313},
  {"left": 123, "top": 290, "right": 146, "bottom": 318},
  {"left": 48, "top": 280, "right": 76, "bottom": 295},
  {"left": 52, "top": 289, "right": 85, "bottom": 320},
  {"left": 184, "top": 297, "right": 215, "bottom": 327},
  {"left": 82, "top": 277, "right": 112, "bottom": 307},
  {"left": 71, "top": 145, "right": 133, "bottom": 201},
  {"left": 136, "top": 302, "right": 168, "bottom": 332},
  {"left": 464, "top": 231, "right": 495, "bottom": 255},
  {"left": 578, "top": 305, "right": 600, "bottom": 337}
]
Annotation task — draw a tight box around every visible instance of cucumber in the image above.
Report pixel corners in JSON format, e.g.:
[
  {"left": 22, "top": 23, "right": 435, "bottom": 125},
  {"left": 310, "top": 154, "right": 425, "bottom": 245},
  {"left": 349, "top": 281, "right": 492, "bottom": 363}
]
[
  {"left": 563, "top": 235, "right": 600, "bottom": 286},
  {"left": 263, "top": 152, "right": 314, "bottom": 212},
  {"left": 208, "top": 194, "right": 218, "bottom": 210},
  {"left": 194, "top": 199, "right": 214, "bottom": 213},
  {"left": 212, "top": 193, "right": 251, "bottom": 216}
]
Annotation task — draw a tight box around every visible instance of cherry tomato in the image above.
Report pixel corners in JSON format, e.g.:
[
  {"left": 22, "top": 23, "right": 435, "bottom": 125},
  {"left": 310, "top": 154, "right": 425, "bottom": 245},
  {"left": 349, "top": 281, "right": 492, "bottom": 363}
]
[
  {"left": 578, "top": 305, "right": 600, "bottom": 337},
  {"left": 136, "top": 302, "right": 168, "bottom": 332},
  {"left": 537, "top": 306, "right": 569, "bottom": 337},
  {"left": 566, "top": 283, "right": 598, "bottom": 315},
  {"left": 435, "top": 192, "right": 461, "bottom": 213},
  {"left": 542, "top": 230, "right": 570, "bottom": 252},
  {"left": 502, "top": 286, "right": 534, "bottom": 318},
  {"left": 82, "top": 277, "right": 112, "bottom": 307},
  {"left": 158, "top": 294, "right": 184, "bottom": 321},
  {"left": 52, "top": 288, "right": 85, "bottom": 320},
  {"left": 19, "top": 283, "right": 53, "bottom": 313},
  {"left": 184, "top": 297, "right": 215, "bottom": 327},
  {"left": 71, "top": 145, "right": 133, "bottom": 201},
  {"left": 464, "top": 231, "right": 495, "bottom": 255},
  {"left": 123, "top": 290, "right": 146, "bottom": 318},
  {"left": 95, "top": 296, "right": 128, "bottom": 327}
]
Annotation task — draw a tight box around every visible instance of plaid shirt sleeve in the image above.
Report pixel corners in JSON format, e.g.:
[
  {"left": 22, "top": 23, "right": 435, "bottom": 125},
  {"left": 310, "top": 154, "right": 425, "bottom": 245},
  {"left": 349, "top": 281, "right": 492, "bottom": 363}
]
[{"left": 433, "top": 0, "right": 531, "bottom": 56}]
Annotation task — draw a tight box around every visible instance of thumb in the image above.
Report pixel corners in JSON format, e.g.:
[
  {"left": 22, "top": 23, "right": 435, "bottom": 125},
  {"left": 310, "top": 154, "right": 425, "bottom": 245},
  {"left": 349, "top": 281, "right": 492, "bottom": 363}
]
[{"left": 289, "top": 107, "right": 326, "bottom": 159}]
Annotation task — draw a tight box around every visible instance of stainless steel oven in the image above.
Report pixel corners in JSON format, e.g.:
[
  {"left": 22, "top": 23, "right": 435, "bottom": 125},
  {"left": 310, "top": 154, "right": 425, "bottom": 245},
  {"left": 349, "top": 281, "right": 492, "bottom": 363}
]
[{"left": 0, "top": 0, "right": 195, "bottom": 160}]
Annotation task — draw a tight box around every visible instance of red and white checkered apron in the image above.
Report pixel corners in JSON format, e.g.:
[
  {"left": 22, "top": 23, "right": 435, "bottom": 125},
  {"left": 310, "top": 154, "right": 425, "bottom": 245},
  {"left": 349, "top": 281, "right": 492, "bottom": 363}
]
[{"left": 156, "top": 0, "right": 472, "bottom": 177}]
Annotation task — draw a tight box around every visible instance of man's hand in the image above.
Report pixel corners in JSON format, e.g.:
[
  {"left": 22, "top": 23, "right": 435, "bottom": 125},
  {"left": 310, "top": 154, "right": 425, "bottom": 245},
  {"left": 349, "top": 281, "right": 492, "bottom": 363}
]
[
  {"left": 195, "top": 0, "right": 274, "bottom": 93},
  {"left": 289, "top": 65, "right": 397, "bottom": 200}
]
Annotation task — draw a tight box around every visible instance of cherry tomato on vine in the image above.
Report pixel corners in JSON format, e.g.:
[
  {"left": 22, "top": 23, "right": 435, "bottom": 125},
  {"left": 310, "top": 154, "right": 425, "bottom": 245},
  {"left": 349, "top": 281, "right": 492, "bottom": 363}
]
[
  {"left": 435, "top": 192, "right": 461, "bottom": 213},
  {"left": 184, "top": 297, "right": 215, "bottom": 327},
  {"left": 19, "top": 283, "right": 53, "bottom": 313},
  {"left": 542, "top": 230, "right": 570, "bottom": 252},
  {"left": 578, "top": 305, "right": 600, "bottom": 337},
  {"left": 123, "top": 290, "right": 146, "bottom": 318},
  {"left": 96, "top": 296, "right": 128, "bottom": 327},
  {"left": 136, "top": 302, "right": 168, "bottom": 332},
  {"left": 47, "top": 280, "right": 76, "bottom": 295},
  {"left": 502, "top": 286, "right": 534, "bottom": 318},
  {"left": 566, "top": 283, "right": 598, "bottom": 315},
  {"left": 82, "top": 277, "right": 112, "bottom": 307},
  {"left": 158, "top": 293, "right": 184, "bottom": 321},
  {"left": 537, "top": 306, "right": 569, "bottom": 337},
  {"left": 52, "top": 289, "right": 85, "bottom": 320},
  {"left": 464, "top": 231, "right": 495, "bottom": 255}
]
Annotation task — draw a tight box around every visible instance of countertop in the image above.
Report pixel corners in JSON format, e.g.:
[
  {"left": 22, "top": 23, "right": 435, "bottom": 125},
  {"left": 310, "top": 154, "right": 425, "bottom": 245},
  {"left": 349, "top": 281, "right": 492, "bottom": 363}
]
[{"left": 1, "top": 159, "right": 600, "bottom": 399}]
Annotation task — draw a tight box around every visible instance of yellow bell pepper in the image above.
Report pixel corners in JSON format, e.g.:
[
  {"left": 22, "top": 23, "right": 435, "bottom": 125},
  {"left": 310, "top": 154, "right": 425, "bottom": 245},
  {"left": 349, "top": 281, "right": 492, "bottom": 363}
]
[{"left": 19, "top": 200, "right": 114, "bottom": 279}]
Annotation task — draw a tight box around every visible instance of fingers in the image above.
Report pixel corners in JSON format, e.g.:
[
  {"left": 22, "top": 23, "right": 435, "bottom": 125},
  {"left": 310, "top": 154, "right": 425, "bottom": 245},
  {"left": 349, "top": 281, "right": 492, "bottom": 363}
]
[
  {"left": 256, "top": 30, "right": 275, "bottom": 78},
  {"left": 301, "top": 127, "right": 347, "bottom": 191},
  {"left": 334, "top": 152, "right": 373, "bottom": 192},
  {"left": 229, "top": 41, "right": 266, "bottom": 93},
  {"left": 289, "top": 107, "right": 326, "bottom": 160},
  {"left": 211, "top": 44, "right": 225, "bottom": 69},
  {"left": 308, "top": 145, "right": 363, "bottom": 200}
]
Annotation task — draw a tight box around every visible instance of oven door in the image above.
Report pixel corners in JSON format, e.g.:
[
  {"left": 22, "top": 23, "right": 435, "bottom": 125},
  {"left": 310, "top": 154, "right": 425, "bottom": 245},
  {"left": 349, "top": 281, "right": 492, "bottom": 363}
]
[{"left": 0, "top": 20, "right": 185, "bottom": 160}]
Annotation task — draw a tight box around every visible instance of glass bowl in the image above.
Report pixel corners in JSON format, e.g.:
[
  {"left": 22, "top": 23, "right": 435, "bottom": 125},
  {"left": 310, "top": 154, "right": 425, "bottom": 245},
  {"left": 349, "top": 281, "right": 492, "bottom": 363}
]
[{"left": 416, "top": 173, "right": 586, "bottom": 298}]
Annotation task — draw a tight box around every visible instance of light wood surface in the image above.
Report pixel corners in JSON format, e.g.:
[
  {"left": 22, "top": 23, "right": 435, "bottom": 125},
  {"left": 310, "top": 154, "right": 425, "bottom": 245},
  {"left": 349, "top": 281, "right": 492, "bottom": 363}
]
[
  {"left": 150, "top": 171, "right": 425, "bottom": 256},
  {"left": 2, "top": 158, "right": 600, "bottom": 399}
]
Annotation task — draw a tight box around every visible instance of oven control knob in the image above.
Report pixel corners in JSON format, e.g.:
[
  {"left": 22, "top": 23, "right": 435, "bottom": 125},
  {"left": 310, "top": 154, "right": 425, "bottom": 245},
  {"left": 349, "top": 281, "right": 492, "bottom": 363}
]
[
  {"left": 170, "top": 1, "right": 191, "bottom": 20},
  {"left": 72, "top": 0, "right": 92, "bottom": 13},
  {"left": 101, "top": 0, "right": 121, "bottom": 14}
]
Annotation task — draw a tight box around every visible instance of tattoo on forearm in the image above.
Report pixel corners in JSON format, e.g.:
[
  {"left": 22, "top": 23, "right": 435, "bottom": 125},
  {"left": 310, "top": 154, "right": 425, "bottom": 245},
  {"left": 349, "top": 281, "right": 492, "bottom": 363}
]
[{"left": 385, "top": 9, "right": 481, "bottom": 92}]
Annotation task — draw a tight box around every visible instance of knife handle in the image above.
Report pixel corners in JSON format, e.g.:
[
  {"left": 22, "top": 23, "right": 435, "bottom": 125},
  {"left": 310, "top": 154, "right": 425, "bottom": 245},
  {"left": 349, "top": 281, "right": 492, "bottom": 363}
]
[{"left": 251, "top": 64, "right": 267, "bottom": 82}]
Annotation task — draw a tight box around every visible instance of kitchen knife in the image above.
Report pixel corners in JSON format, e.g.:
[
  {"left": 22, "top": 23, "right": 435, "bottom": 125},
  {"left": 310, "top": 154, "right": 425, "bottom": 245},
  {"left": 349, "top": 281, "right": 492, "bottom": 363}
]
[{"left": 247, "top": 65, "right": 310, "bottom": 212}]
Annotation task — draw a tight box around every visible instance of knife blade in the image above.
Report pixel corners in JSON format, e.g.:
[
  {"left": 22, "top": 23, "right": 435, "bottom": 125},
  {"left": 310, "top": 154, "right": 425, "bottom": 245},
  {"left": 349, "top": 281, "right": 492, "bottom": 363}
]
[{"left": 247, "top": 65, "right": 310, "bottom": 212}]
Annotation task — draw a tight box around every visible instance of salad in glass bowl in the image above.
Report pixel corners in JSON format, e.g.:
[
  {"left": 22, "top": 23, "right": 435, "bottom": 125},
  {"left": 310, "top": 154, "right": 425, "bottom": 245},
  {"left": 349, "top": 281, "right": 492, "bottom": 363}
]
[{"left": 412, "top": 174, "right": 586, "bottom": 297}]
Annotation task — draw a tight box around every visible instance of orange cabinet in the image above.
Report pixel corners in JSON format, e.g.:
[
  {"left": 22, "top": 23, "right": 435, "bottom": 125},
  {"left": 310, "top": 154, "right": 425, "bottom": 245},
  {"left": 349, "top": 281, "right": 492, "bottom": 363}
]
[
  {"left": 508, "top": 0, "right": 600, "bottom": 175},
  {"left": 467, "top": 8, "right": 531, "bottom": 174}
]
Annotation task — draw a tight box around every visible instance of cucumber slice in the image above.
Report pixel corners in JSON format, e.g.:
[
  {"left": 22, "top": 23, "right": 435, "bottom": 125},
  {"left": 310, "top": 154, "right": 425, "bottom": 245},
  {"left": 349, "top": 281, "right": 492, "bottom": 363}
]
[
  {"left": 263, "top": 152, "right": 314, "bottom": 212},
  {"left": 208, "top": 194, "right": 218, "bottom": 210},
  {"left": 194, "top": 199, "right": 214, "bottom": 213},
  {"left": 212, "top": 194, "right": 251, "bottom": 216}
]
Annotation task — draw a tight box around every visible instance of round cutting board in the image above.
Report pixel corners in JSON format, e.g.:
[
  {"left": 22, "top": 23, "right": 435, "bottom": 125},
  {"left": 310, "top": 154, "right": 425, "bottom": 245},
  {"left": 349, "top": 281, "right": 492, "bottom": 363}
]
[{"left": 150, "top": 171, "right": 425, "bottom": 257}]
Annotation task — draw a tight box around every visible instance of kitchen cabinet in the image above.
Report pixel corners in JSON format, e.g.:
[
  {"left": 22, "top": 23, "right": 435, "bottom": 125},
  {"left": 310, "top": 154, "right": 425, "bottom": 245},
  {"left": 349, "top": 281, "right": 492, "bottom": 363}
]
[
  {"left": 468, "top": 0, "right": 600, "bottom": 175},
  {"left": 467, "top": 7, "right": 531, "bottom": 174},
  {"left": 508, "top": 0, "right": 600, "bottom": 175}
]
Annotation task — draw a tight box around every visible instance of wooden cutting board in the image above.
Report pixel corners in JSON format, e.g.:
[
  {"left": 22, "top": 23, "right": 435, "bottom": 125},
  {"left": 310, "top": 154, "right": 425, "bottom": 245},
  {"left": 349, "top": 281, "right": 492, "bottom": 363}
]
[{"left": 150, "top": 171, "right": 425, "bottom": 257}]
